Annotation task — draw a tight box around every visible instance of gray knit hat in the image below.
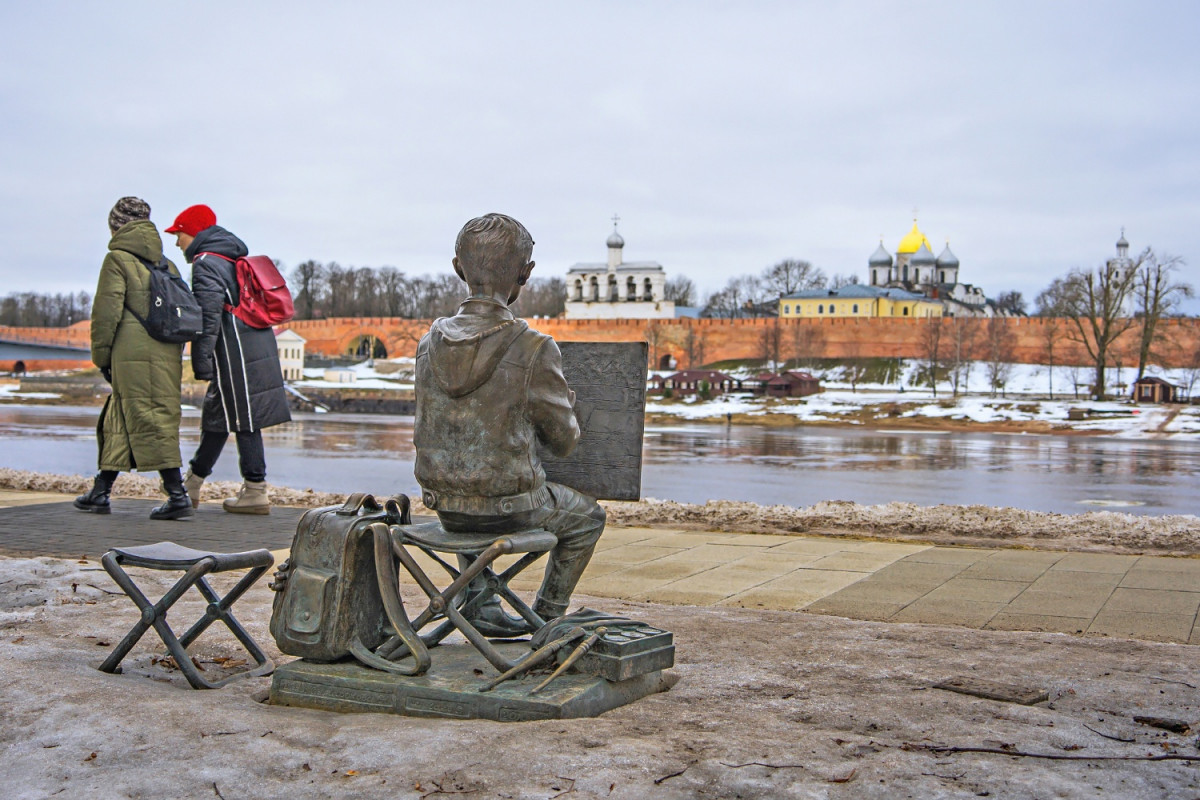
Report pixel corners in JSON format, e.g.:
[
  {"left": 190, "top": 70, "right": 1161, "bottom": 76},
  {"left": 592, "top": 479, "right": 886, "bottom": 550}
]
[{"left": 108, "top": 196, "right": 151, "bottom": 233}]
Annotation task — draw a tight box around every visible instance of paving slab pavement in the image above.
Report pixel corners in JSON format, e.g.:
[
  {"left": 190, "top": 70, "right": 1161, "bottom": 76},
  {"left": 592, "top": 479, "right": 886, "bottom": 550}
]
[{"left": 2, "top": 490, "right": 1197, "bottom": 645}]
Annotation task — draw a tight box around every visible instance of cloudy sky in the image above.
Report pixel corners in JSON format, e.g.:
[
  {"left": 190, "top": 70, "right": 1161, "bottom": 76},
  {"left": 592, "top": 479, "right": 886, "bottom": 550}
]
[{"left": 1, "top": 1, "right": 1196, "bottom": 309}]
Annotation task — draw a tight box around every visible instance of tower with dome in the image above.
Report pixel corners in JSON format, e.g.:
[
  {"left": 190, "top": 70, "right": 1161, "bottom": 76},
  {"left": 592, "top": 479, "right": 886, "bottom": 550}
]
[
  {"left": 563, "top": 218, "right": 675, "bottom": 320},
  {"left": 868, "top": 218, "right": 1011, "bottom": 317}
]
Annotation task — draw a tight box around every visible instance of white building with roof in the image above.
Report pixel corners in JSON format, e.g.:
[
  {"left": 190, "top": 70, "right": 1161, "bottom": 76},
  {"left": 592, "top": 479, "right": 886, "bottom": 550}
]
[
  {"left": 563, "top": 220, "right": 675, "bottom": 319},
  {"left": 1107, "top": 229, "right": 1138, "bottom": 317},
  {"left": 275, "top": 327, "right": 306, "bottom": 381}
]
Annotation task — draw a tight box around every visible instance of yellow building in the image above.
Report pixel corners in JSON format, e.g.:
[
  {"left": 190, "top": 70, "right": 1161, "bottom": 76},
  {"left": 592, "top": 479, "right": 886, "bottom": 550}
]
[{"left": 779, "top": 284, "right": 943, "bottom": 319}]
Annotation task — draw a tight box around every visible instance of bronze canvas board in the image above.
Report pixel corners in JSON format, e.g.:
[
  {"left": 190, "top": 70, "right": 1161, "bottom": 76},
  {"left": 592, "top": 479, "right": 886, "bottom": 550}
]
[{"left": 540, "top": 341, "right": 648, "bottom": 501}]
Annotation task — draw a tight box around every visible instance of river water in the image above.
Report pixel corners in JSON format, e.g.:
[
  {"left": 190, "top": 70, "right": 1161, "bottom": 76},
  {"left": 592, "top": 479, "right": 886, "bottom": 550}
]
[{"left": 1, "top": 405, "right": 1197, "bottom": 516}]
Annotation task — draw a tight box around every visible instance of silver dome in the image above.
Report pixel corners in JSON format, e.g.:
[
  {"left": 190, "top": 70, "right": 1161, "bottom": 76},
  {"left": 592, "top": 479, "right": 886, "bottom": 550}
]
[{"left": 869, "top": 242, "right": 893, "bottom": 266}]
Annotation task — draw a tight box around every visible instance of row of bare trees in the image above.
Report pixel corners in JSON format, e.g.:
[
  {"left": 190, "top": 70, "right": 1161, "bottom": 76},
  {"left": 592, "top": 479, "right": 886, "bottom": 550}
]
[
  {"left": 0, "top": 292, "right": 92, "bottom": 327},
  {"left": 701, "top": 259, "right": 861, "bottom": 318},
  {"left": 288, "top": 260, "right": 566, "bottom": 320},
  {"left": 1035, "top": 249, "right": 1192, "bottom": 399},
  {"left": 916, "top": 317, "right": 1021, "bottom": 398}
]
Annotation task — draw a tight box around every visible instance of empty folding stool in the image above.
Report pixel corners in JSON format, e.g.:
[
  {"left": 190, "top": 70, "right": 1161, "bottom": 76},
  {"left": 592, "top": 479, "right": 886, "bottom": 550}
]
[{"left": 99, "top": 541, "right": 275, "bottom": 689}]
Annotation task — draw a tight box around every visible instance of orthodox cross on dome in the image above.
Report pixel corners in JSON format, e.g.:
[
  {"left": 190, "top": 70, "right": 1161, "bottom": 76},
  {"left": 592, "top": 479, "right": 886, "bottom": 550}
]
[
  {"left": 611, "top": 213, "right": 621, "bottom": 230},
  {"left": 911, "top": 205, "right": 919, "bottom": 222}
]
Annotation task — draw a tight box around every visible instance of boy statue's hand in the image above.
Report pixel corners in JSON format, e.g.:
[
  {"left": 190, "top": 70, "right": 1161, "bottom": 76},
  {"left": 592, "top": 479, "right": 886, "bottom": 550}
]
[{"left": 567, "top": 389, "right": 576, "bottom": 407}]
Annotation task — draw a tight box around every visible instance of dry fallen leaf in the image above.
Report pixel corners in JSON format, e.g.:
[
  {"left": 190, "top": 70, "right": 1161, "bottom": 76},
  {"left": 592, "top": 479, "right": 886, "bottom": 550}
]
[
  {"left": 829, "top": 768, "right": 857, "bottom": 783},
  {"left": 83, "top": 752, "right": 97, "bottom": 762}
]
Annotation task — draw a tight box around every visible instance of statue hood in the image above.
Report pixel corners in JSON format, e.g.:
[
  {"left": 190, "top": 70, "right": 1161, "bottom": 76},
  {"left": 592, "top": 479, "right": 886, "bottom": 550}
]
[{"left": 425, "top": 300, "right": 528, "bottom": 397}]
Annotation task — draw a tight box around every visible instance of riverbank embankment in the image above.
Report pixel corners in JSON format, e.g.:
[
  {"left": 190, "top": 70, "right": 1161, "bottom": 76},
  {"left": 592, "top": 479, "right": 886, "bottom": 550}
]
[{"left": 5, "top": 468, "right": 1197, "bottom": 557}]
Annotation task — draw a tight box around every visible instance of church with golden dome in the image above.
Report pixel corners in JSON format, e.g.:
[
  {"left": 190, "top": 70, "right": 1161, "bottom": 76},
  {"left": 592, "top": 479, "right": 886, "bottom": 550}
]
[{"left": 868, "top": 219, "right": 1009, "bottom": 317}]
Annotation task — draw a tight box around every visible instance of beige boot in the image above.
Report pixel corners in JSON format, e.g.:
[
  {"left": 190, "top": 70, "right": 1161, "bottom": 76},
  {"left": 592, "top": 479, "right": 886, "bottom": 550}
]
[
  {"left": 184, "top": 470, "right": 205, "bottom": 509},
  {"left": 222, "top": 480, "right": 270, "bottom": 515}
]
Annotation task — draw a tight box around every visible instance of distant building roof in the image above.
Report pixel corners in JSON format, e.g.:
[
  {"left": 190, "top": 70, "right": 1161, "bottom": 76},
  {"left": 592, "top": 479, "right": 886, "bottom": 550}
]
[
  {"left": 666, "top": 369, "right": 734, "bottom": 382},
  {"left": 768, "top": 371, "right": 820, "bottom": 384},
  {"left": 782, "top": 285, "right": 929, "bottom": 301},
  {"left": 567, "top": 261, "right": 664, "bottom": 274},
  {"left": 1134, "top": 376, "right": 1178, "bottom": 387}
]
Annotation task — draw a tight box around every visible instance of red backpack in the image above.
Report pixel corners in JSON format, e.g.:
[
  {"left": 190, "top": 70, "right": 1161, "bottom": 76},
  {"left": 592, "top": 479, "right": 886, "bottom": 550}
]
[{"left": 199, "top": 253, "right": 295, "bottom": 329}]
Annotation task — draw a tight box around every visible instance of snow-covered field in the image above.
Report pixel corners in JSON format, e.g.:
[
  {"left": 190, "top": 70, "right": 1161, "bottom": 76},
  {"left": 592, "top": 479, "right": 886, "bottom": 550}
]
[
  {"left": 647, "top": 361, "right": 1200, "bottom": 438},
  {"left": 292, "top": 358, "right": 415, "bottom": 391}
]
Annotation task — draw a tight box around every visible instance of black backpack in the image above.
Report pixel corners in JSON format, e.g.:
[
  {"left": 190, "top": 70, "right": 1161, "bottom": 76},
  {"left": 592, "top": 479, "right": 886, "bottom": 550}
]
[{"left": 127, "top": 255, "right": 204, "bottom": 344}]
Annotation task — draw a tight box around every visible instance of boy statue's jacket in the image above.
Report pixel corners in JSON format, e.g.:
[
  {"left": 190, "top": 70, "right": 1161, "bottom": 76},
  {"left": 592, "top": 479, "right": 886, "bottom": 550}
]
[{"left": 413, "top": 298, "right": 579, "bottom": 514}]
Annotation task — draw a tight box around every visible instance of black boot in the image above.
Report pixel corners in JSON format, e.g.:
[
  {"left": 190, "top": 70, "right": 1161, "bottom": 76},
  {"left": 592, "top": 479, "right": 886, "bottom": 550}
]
[
  {"left": 74, "top": 471, "right": 116, "bottom": 514},
  {"left": 150, "top": 469, "right": 194, "bottom": 521}
]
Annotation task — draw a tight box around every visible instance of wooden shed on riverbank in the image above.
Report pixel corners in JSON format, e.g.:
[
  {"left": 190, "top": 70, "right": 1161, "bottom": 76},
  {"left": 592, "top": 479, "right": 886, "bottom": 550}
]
[{"left": 1132, "top": 376, "right": 1181, "bottom": 404}]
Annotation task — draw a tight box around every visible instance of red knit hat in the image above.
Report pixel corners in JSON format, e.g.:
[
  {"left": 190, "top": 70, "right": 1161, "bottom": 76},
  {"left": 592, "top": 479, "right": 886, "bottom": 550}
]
[{"left": 164, "top": 204, "right": 217, "bottom": 236}]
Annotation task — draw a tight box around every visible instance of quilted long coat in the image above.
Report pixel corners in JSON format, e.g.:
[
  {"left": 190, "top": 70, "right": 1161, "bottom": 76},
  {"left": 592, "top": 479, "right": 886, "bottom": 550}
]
[
  {"left": 186, "top": 225, "right": 291, "bottom": 434},
  {"left": 89, "top": 220, "right": 184, "bottom": 472}
]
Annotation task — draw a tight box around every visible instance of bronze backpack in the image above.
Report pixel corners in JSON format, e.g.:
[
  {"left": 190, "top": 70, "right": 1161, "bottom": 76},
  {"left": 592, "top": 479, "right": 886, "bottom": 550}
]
[{"left": 269, "top": 493, "right": 428, "bottom": 674}]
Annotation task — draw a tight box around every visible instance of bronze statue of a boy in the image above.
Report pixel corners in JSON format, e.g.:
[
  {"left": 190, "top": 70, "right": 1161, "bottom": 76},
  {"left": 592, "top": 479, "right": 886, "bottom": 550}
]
[{"left": 413, "top": 213, "right": 605, "bottom": 632}]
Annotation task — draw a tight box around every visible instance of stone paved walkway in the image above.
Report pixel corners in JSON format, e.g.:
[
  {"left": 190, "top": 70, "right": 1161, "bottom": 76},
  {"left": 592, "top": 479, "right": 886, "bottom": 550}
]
[{"left": 3, "top": 489, "right": 1198, "bottom": 645}]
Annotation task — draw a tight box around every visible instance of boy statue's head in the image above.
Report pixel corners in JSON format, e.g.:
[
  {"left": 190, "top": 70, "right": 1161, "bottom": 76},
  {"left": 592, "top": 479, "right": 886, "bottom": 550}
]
[{"left": 452, "top": 213, "right": 536, "bottom": 305}]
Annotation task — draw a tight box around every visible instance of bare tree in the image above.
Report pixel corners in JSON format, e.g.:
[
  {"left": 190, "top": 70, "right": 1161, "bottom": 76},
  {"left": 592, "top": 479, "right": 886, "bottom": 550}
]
[
  {"left": 736, "top": 275, "right": 775, "bottom": 317},
  {"left": 762, "top": 259, "right": 826, "bottom": 296},
  {"left": 1044, "top": 253, "right": 1143, "bottom": 400},
  {"left": 702, "top": 276, "right": 750, "bottom": 319},
  {"left": 354, "top": 267, "right": 382, "bottom": 317},
  {"left": 829, "top": 273, "right": 860, "bottom": 290},
  {"left": 377, "top": 267, "right": 407, "bottom": 317},
  {"left": 644, "top": 322, "right": 665, "bottom": 370},
  {"left": 290, "top": 260, "right": 327, "bottom": 319},
  {"left": 760, "top": 318, "right": 784, "bottom": 371},
  {"left": 791, "top": 321, "right": 824, "bottom": 371},
  {"left": 994, "top": 290, "right": 1027, "bottom": 316},
  {"left": 1132, "top": 252, "right": 1193, "bottom": 380},
  {"left": 511, "top": 276, "right": 566, "bottom": 318},
  {"left": 841, "top": 339, "right": 869, "bottom": 393},
  {"left": 664, "top": 276, "right": 696, "bottom": 307},
  {"left": 683, "top": 324, "right": 706, "bottom": 369},
  {"left": 0, "top": 291, "right": 92, "bottom": 326},
  {"left": 1038, "top": 317, "right": 1062, "bottom": 399},
  {"left": 941, "top": 316, "right": 976, "bottom": 397},
  {"left": 1181, "top": 341, "right": 1200, "bottom": 400},
  {"left": 984, "top": 317, "right": 1017, "bottom": 397},
  {"left": 919, "top": 317, "right": 944, "bottom": 396}
]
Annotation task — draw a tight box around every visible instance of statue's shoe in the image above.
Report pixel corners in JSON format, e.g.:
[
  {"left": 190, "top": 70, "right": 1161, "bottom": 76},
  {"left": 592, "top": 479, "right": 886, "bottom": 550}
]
[{"left": 465, "top": 602, "right": 533, "bottom": 639}]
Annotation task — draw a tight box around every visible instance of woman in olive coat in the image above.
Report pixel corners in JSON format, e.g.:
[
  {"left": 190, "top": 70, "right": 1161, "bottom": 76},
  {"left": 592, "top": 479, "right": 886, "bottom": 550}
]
[{"left": 73, "top": 197, "right": 193, "bottom": 519}]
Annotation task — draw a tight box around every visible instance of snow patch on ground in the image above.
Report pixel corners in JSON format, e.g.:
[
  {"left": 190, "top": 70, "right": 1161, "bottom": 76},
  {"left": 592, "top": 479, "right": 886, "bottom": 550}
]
[
  {"left": 0, "top": 384, "right": 60, "bottom": 401},
  {"left": 0, "top": 556, "right": 112, "bottom": 611}
]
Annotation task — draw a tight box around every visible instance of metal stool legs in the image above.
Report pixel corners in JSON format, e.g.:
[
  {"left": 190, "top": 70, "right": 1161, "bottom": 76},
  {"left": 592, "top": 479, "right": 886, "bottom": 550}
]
[
  {"left": 99, "top": 544, "right": 275, "bottom": 689},
  {"left": 373, "top": 523, "right": 558, "bottom": 675}
]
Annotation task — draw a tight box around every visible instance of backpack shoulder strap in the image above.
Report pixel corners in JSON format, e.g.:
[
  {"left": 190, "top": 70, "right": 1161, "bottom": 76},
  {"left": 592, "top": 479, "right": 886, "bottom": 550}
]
[
  {"left": 196, "top": 251, "right": 236, "bottom": 263},
  {"left": 120, "top": 252, "right": 162, "bottom": 325}
]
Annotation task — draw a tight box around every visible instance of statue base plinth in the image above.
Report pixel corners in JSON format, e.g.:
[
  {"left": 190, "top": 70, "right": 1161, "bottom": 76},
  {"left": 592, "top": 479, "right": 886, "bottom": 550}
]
[{"left": 269, "top": 641, "right": 677, "bottom": 721}]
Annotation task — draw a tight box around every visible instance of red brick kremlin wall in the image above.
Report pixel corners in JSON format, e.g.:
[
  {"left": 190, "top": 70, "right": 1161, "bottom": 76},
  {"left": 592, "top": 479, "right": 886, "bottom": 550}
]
[
  {"left": 6, "top": 317, "right": 1200, "bottom": 371},
  {"left": 279, "top": 316, "right": 1200, "bottom": 370},
  {"left": 0, "top": 322, "right": 93, "bottom": 371}
]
